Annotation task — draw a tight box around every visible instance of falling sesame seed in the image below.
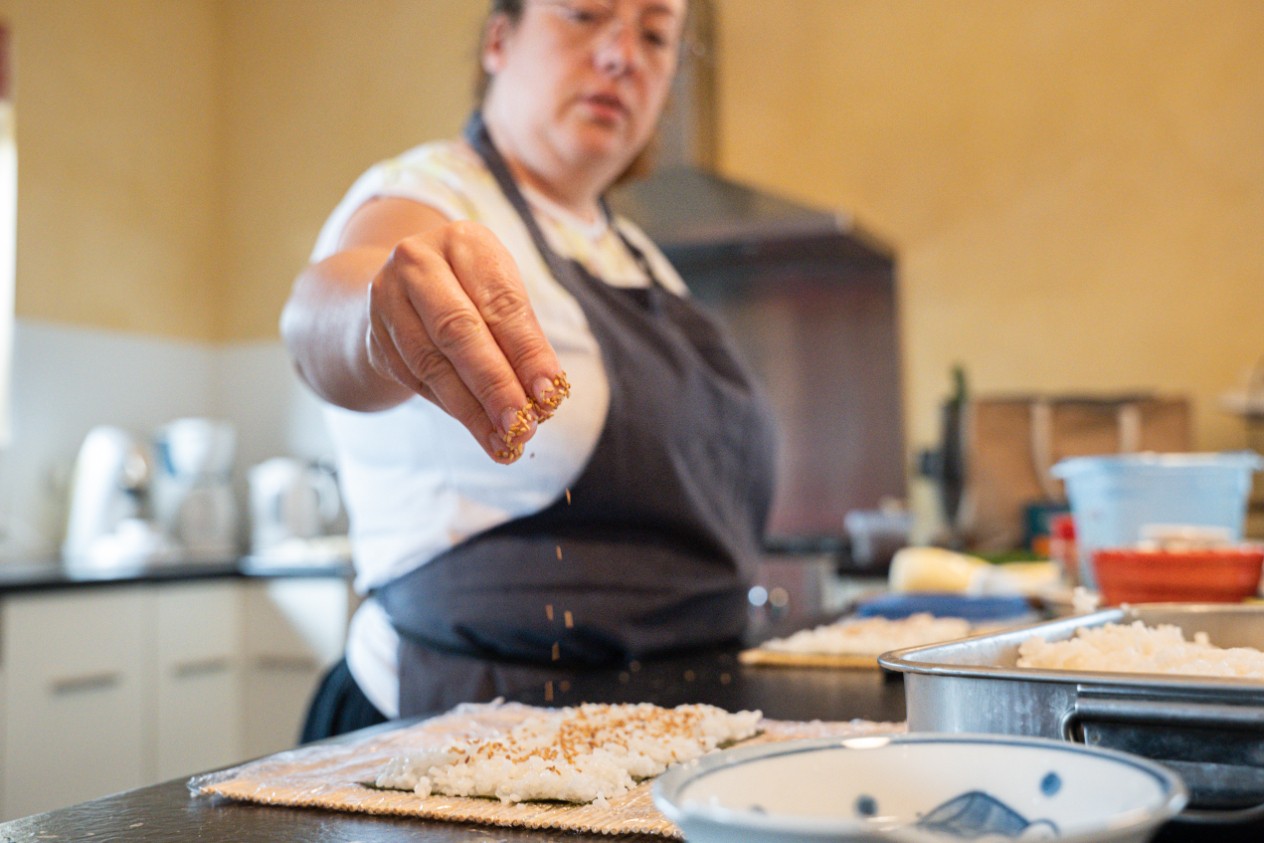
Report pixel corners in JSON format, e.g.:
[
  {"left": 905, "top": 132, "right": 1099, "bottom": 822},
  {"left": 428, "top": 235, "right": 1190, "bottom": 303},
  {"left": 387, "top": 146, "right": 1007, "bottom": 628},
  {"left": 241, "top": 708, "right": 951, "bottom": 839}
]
[
  {"left": 564, "top": 610, "right": 574, "bottom": 628},
  {"left": 545, "top": 604, "right": 554, "bottom": 621},
  {"left": 545, "top": 681, "right": 554, "bottom": 702},
  {"left": 555, "top": 545, "right": 562, "bottom": 560},
  {"left": 565, "top": 488, "right": 572, "bottom": 505},
  {"left": 684, "top": 670, "right": 696, "bottom": 682},
  {"left": 552, "top": 642, "right": 560, "bottom": 661}
]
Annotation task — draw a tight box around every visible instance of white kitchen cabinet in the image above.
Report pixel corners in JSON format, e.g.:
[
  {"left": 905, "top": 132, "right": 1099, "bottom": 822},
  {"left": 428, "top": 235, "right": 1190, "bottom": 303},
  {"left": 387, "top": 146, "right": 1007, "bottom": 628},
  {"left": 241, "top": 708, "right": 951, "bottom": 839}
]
[
  {"left": 241, "top": 578, "right": 351, "bottom": 758},
  {"left": 0, "top": 573, "right": 351, "bottom": 823},
  {"left": 1, "top": 588, "right": 150, "bottom": 820},
  {"left": 153, "top": 581, "right": 243, "bottom": 781}
]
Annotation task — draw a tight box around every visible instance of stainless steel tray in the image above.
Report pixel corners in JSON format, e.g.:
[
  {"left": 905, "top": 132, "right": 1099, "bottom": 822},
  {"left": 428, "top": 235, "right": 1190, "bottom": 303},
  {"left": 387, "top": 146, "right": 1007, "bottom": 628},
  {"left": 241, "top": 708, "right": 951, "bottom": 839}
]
[{"left": 879, "top": 604, "right": 1264, "bottom": 826}]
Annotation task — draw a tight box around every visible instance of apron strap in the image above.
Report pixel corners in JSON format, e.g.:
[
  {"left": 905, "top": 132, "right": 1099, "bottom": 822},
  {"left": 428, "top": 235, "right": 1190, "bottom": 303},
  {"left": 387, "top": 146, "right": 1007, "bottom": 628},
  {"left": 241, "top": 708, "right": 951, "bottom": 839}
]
[{"left": 463, "top": 111, "right": 667, "bottom": 304}]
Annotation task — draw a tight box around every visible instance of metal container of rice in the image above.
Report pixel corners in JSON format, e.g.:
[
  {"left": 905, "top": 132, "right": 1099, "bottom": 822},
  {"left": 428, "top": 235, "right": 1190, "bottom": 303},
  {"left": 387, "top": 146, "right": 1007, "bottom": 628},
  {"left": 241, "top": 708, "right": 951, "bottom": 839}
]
[{"left": 878, "top": 603, "right": 1264, "bottom": 828}]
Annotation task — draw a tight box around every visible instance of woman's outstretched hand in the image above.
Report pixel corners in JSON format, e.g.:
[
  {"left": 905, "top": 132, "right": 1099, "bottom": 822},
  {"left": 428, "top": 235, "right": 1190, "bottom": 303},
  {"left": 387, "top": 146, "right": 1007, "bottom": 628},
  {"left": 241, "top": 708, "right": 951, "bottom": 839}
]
[
  {"left": 365, "top": 219, "right": 569, "bottom": 462},
  {"left": 282, "top": 199, "right": 569, "bottom": 463}
]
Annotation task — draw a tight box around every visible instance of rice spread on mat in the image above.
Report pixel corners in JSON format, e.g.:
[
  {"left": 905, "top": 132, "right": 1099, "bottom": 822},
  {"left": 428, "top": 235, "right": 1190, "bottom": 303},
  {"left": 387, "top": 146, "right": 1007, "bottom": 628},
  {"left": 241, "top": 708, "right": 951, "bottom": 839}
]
[
  {"left": 1018, "top": 620, "right": 1264, "bottom": 679},
  {"left": 376, "top": 701, "right": 761, "bottom": 805},
  {"left": 761, "top": 612, "right": 973, "bottom": 657}
]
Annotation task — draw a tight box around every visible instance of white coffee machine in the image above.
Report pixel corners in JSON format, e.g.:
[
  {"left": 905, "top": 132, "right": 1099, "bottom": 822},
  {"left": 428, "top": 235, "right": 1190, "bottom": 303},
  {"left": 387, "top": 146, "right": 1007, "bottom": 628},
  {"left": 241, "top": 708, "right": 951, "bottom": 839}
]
[{"left": 151, "top": 418, "right": 240, "bottom": 561}]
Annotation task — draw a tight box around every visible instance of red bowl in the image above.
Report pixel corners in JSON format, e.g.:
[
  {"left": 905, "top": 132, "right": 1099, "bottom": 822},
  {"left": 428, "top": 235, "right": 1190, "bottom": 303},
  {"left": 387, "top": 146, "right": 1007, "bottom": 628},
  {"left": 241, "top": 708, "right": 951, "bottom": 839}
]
[{"left": 1093, "top": 547, "right": 1264, "bottom": 606}]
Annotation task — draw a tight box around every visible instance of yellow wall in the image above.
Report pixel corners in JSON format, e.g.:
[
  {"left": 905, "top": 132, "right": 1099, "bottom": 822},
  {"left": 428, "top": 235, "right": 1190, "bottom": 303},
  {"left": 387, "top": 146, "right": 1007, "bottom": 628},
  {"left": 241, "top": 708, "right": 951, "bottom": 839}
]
[
  {"left": 714, "top": 0, "right": 1264, "bottom": 455},
  {"left": 4, "top": 0, "right": 224, "bottom": 341},
  {"left": 4, "top": 0, "right": 1261, "bottom": 461},
  {"left": 218, "top": 0, "right": 483, "bottom": 340},
  {"left": 3, "top": 0, "right": 481, "bottom": 342}
]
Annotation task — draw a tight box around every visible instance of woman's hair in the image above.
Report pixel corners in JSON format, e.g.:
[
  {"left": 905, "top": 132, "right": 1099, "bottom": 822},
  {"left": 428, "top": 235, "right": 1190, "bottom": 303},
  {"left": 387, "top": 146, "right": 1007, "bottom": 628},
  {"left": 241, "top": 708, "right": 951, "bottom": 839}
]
[{"left": 474, "top": 0, "right": 693, "bottom": 186}]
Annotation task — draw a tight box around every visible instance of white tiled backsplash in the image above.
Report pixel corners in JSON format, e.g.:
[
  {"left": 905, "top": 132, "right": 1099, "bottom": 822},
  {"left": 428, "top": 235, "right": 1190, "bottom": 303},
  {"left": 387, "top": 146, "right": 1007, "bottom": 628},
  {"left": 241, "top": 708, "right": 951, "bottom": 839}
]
[{"left": 0, "top": 319, "right": 332, "bottom": 563}]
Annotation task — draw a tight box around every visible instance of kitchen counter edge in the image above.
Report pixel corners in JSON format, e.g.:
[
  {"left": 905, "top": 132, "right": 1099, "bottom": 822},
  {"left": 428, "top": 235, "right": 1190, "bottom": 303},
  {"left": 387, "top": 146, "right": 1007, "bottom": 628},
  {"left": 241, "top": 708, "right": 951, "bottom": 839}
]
[{"left": 0, "top": 556, "right": 352, "bottom": 595}]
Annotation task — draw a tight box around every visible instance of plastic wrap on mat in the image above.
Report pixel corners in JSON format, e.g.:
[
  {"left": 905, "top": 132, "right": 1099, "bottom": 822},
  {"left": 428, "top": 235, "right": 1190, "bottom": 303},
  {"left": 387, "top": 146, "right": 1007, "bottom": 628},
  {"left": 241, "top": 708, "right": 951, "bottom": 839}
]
[{"left": 188, "top": 700, "right": 904, "bottom": 838}]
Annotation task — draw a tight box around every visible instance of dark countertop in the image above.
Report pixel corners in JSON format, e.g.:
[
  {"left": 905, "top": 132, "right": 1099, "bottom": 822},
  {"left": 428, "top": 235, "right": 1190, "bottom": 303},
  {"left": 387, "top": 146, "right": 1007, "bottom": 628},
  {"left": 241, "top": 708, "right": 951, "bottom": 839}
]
[
  {"left": 0, "top": 556, "right": 352, "bottom": 595},
  {"left": 0, "top": 644, "right": 906, "bottom": 842},
  {"left": 0, "top": 630, "right": 1246, "bottom": 842}
]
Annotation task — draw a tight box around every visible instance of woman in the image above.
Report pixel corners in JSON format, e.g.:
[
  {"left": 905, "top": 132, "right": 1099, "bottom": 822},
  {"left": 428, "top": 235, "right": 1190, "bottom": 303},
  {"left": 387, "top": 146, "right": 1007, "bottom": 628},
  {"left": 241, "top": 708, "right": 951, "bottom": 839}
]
[{"left": 284, "top": 0, "right": 777, "bottom": 740}]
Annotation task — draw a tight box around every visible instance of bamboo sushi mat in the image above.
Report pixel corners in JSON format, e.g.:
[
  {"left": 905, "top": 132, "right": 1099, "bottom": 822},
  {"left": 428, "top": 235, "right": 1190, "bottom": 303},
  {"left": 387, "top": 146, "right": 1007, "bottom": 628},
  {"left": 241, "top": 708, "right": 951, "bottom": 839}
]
[{"left": 191, "top": 701, "right": 905, "bottom": 838}]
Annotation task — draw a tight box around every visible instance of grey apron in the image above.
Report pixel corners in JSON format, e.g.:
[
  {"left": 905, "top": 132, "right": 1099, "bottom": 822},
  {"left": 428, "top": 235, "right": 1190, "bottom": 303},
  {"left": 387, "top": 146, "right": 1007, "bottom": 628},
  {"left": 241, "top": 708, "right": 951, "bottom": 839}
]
[{"left": 378, "top": 113, "right": 778, "bottom": 716}]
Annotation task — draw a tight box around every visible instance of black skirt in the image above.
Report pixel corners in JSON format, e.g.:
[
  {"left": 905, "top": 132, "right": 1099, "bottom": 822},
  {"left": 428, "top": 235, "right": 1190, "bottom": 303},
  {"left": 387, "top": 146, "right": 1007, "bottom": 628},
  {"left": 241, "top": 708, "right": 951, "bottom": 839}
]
[{"left": 299, "top": 658, "right": 389, "bottom": 743}]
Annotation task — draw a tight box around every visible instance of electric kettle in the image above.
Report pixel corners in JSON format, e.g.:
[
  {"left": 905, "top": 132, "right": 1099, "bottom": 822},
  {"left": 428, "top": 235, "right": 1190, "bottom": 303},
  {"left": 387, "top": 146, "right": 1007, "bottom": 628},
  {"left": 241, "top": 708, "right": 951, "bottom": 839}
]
[{"left": 247, "top": 457, "right": 342, "bottom": 556}]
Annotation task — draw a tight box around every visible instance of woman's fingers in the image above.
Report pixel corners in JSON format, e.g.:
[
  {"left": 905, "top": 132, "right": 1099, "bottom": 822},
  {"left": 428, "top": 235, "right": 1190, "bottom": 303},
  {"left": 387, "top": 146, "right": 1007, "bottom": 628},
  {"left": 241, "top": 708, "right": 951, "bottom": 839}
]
[
  {"left": 441, "top": 223, "right": 571, "bottom": 419},
  {"left": 366, "top": 318, "right": 439, "bottom": 407},
  {"left": 366, "top": 221, "right": 567, "bottom": 462},
  {"left": 368, "top": 249, "right": 518, "bottom": 462}
]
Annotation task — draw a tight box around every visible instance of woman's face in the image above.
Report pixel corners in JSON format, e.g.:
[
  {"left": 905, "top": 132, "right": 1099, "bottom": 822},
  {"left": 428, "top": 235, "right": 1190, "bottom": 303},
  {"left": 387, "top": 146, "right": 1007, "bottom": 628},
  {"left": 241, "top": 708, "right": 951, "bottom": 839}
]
[{"left": 482, "top": 0, "right": 687, "bottom": 194}]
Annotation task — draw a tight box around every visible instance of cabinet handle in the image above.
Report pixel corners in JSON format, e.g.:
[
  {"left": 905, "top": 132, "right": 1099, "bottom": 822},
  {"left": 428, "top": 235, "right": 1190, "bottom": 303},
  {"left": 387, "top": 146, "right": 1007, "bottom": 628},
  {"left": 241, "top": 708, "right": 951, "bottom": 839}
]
[
  {"left": 253, "top": 654, "right": 319, "bottom": 673},
  {"left": 50, "top": 671, "right": 123, "bottom": 696},
  {"left": 172, "top": 656, "right": 231, "bottom": 679}
]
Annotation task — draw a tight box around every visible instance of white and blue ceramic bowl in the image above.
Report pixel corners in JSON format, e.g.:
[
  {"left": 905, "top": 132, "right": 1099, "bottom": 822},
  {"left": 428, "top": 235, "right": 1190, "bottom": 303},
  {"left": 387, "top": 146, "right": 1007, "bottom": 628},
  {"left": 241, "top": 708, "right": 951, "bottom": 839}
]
[{"left": 653, "top": 733, "right": 1187, "bottom": 843}]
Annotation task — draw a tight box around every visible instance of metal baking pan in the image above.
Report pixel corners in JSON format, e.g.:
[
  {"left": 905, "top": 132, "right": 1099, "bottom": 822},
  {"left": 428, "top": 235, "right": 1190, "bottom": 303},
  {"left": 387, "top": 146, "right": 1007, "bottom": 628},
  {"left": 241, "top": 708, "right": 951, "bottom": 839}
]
[{"left": 879, "top": 604, "right": 1264, "bottom": 827}]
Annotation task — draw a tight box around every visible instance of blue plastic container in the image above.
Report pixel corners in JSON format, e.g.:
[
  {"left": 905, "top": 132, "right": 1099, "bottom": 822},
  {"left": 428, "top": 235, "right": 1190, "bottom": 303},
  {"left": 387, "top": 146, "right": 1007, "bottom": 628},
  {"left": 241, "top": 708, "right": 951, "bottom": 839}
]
[{"left": 1052, "top": 452, "right": 1263, "bottom": 589}]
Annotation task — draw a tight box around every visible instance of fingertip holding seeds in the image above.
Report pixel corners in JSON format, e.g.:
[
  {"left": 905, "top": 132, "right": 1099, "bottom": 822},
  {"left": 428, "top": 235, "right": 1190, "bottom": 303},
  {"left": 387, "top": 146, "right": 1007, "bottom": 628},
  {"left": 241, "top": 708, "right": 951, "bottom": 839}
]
[
  {"left": 494, "top": 405, "right": 535, "bottom": 463},
  {"left": 489, "top": 432, "right": 520, "bottom": 463},
  {"left": 493, "top": 374, "right": 570, "bottom": 464},
  {"left": 531, "top": 372, "right": 572, "bottom": 421},
  {"left": 492, "top": 438, "right": 525, "bottom": 464}
]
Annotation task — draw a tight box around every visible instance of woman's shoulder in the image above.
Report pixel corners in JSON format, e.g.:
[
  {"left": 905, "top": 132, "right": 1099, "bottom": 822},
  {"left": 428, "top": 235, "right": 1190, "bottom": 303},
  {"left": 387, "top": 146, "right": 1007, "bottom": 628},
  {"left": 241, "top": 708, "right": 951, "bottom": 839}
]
[
  {"left": 382, "top": 138, "right": 485, "bottom": 185},
  {"left": 312, "top": 139, "right": 502, "bottom": 260},
  {"left": 370, "top": 138, "right": 511, "bottom": 223}
]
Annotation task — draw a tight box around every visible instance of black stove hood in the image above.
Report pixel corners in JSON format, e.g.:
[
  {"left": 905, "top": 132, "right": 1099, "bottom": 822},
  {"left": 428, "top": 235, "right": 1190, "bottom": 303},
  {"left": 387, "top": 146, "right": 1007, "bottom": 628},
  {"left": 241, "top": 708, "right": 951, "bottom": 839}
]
[{"left": 606, "top": 164, "right": 893, "bottom": 278}]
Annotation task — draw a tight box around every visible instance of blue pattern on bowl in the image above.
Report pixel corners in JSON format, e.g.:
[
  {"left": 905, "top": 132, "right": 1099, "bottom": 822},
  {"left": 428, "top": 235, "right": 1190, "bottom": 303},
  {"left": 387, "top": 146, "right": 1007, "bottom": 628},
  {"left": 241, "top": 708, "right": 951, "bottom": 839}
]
[{"left": 915, "top": 790, "right": 1059, "bottom": 838}]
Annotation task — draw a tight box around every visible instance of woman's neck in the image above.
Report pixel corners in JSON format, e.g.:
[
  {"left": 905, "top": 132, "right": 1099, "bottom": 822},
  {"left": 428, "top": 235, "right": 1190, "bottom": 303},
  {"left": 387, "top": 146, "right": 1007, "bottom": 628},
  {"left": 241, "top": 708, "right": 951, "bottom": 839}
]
[
  {"left": 482, "top": 113, "right": 606, "bottom": 224},
  {"left": 508, "top": 157, "right": 604, "bottom": 224}
]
